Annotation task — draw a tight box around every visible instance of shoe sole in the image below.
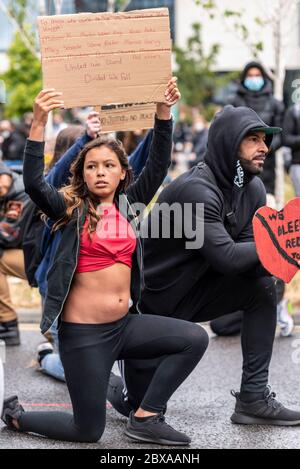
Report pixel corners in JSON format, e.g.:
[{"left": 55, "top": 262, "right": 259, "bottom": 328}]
[
  {"left": 231, "top": 412, "right": 300, "bottom": 426},
  {"left": 1, "top": 396, "right": 22, "bottom": 430},
  {"left": 124, "top": 429, "right": 191, "bottom": 446}
]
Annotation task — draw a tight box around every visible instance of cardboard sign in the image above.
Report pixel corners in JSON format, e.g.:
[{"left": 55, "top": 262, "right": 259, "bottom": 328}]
[
  {"left": 37, "top": 8, "right": 172, "bottom": 108},
  {"left": 253, "top": 198, "right": 300, "bottom": 283},
  {"left": 96, "top": 103, "right": 156, "bottom": 132}
]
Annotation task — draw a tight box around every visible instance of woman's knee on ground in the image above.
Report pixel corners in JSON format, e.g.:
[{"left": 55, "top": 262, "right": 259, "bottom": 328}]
[{"left": 77, "top": 422, "right": 105, "bottom": 443}]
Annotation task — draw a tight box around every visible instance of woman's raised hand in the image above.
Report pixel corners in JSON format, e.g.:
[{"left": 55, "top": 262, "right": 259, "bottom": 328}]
[
  {"left": 29, "top": 89, "right": 64, "bottom": 141},
  {"left": 33, "top": 89, "right": 65, "bottom": 128}
]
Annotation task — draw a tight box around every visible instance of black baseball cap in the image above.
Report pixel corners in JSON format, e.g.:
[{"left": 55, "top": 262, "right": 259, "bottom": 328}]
[{"left": 249, "top": 126, "right": 282, "bottom": 135}]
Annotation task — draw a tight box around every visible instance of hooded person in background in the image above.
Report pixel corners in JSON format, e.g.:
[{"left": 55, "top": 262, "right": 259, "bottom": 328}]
[
  {"left": 108, "top": 105, "right": 300, "bottom": 427},
  {"left": 0, "top": 164, "right": 29, "bottom": 345},
  {"left": 230, "top": 61, "right": 285, "bottom": 196}
]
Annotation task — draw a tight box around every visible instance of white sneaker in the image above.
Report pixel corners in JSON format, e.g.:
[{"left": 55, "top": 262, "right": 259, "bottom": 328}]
[
  {"left": 37, "top": 342, "right": 53, "bottom": 365},
  {"left": 277, "top": 299, "right": 294, "bottom": 337}
]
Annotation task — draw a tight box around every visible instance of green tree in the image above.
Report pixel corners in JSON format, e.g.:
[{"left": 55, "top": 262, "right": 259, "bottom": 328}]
[
  {"left": 0, "top": 0, "right": 39, "bottom": 58},
  {"left": 173, "top": 23, "right": 233, "bottom": 119},
  {"left": 195, "top": 0, "right": 265, "bottom": 59},
  {"left": 1, "top": 31, "right": 41, "bottom": 118}
]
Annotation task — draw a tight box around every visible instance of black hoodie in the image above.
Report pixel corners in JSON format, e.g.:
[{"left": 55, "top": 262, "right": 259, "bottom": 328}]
[
  {"left": 231, "top": 61, "right": 285, "bottom": 193},
  {"left": 139, "top": 106, "right": 270, "bottom": 319}
]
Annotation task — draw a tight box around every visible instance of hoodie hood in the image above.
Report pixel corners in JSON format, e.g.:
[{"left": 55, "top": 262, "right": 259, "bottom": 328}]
[
  {"left": 238, "top": 61, "right": 273, "bottom": 96},
  {"left": 0, "top": 162, "right": 27, "bottom": 206},
  {"left": 204, "top": 105, "right": 275, "bottom": 193},
  {"left": 7, "top": 171, "right": 26, "bottom": 201},
  {"left": 240, "top": 61, "right": 270, "bottom": 83},
  {"left": 0, "top": 162, "right": 13, "bottom": 178}
]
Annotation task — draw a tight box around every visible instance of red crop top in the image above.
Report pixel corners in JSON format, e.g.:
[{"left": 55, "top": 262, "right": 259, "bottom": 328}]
[{"left": 76, "top": 204, "right": 137, "bottom": 273}]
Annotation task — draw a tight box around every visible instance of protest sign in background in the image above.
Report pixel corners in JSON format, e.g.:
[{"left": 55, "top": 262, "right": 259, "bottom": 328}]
[{"left": 96, "top": 103, "right": 156, "bottom": 133}]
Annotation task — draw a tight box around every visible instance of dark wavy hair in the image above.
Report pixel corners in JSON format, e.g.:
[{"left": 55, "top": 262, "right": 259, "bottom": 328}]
[
  {"left": 52, "top": 137, "right": 133, "bottom": 238},
  {"left": 48, "top": 125, "right": 84, "bottom": 172}
]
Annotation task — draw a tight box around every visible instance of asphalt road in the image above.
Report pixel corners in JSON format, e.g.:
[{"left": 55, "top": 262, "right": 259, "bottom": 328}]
[{"left": 1, "top": 324, "right": 300, "bottom": 449}]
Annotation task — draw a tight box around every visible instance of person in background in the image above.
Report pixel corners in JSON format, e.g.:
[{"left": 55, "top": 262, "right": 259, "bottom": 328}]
[
  {"left": 19, "top": 113, "right": 34, "bottom": 139},
  {"left": 0, "top": 120, "right": 26, "bottom": 162},
  {"left": 173, "top": 107, "right": 192, "bottom": 146},
  {"left": 231, "top": 61, "right": 284, "bottom": 196},
  {"left": 0, "top": 163, "right": 29, "bottom": 345},
  {"left": 46, "top": 125, "right": 85, "bottom": 173},
  {"left": 188, "top": 110, "right": 209, "bottom": 168},
  {"left": 119, "top": 129, "right": 147, "bottom": 156},
  {"left": 52, "top": 112, "right": 68, "bottom": 138}
]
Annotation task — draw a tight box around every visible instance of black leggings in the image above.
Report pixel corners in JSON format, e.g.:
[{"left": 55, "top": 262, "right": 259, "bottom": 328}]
[{"left": 19, "top": 314, "right": 208, "bottom": 443}]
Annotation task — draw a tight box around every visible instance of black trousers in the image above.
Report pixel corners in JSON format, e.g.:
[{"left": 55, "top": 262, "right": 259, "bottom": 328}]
[
  {"left": 210, "top": 278, "right": 285, "bottom": 337},
  {"left": 123, "top": 273, "right": 277, "bottom": 410},
  {"left": 19, "top": 314, "right": 208, "bottom": 443}
]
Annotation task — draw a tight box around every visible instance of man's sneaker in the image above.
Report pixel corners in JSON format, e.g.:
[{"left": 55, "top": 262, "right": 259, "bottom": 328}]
[
  {"left": 0, "top": 320, "right": 20, "bottom": 346},
  {"left": 231, "top": 386, "right": 300, "bottom": 426},
  {"left": 1, "top": 395, "right": 24, "bottom": 430},
  {"left": 107, "top": 372, "right": 132, "bottom": 418},
  {"left": 277, "top": 299, "right": 294, "bottom": 337},
  {"left": 125, "top": 411, "right": 191, "bottom": 446},
  {"left": 37, "top": 342, "right": 54, "bottom": 365}
]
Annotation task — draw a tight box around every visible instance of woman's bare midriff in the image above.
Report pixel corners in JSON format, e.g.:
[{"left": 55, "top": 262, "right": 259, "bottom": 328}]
[{"left": 62, "top": 262, "right": 132, "bottom": 324}]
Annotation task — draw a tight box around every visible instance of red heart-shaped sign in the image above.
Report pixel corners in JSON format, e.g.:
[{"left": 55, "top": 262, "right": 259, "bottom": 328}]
[{"left": 253, "top": 198, "right": 300, "bottom": 283}]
